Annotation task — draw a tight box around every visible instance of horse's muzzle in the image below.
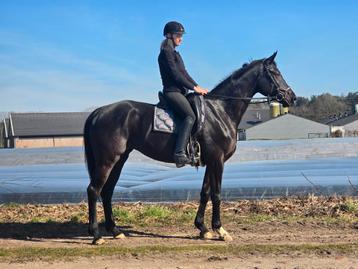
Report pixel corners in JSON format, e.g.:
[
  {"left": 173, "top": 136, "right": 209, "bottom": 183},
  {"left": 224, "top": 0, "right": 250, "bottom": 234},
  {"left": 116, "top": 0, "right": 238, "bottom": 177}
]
[{"left": 277, "top": 88, "right": 296, "bottom": 107}]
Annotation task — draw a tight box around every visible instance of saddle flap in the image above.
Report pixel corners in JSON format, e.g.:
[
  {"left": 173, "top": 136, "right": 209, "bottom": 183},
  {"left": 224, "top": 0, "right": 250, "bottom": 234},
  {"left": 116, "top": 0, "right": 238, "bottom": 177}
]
[{"left": 186, "top": 93, "right": 206, "bottom": 137}]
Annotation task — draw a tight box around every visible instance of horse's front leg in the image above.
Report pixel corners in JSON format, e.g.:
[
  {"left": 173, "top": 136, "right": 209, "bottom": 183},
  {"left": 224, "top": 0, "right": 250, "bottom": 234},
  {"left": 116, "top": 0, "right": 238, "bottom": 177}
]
[
  {"left": 194, "top": 168, "right": 213, "bottom": 239},
  {"left": 210, "top": 159, "right": 233, "bottom": 241}
]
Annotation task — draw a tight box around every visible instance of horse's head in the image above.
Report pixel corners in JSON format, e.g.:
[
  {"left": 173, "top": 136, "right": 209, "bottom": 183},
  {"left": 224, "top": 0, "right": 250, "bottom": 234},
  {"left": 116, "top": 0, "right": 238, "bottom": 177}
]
[{"left": 256, "top": 52, "right": 296, "bottom": 107}]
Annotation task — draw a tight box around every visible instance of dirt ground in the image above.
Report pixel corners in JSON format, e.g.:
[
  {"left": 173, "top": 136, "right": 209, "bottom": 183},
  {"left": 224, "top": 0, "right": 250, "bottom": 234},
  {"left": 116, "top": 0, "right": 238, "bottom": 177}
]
[
  {"left": 0, "top": 197, "right": 357, "bottom": 268},
  {"left": 3, "top": 255, "right": 358, "bottom": 269}
]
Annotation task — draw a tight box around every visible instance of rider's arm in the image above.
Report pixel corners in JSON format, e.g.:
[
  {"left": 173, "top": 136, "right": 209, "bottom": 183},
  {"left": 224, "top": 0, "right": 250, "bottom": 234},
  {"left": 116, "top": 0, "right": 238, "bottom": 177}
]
[
  {"left": 183, "top": 69, "right": 198, "bottom": 88},
  {"left": 162, "top": 47, "right": 197, "bottom": 90}
]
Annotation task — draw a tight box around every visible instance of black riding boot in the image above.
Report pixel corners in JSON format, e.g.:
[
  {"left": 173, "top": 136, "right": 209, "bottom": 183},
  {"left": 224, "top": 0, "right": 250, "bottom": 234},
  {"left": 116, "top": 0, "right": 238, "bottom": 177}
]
[{"left": 174, "top": 116, "right": 195, "bottom": 168}]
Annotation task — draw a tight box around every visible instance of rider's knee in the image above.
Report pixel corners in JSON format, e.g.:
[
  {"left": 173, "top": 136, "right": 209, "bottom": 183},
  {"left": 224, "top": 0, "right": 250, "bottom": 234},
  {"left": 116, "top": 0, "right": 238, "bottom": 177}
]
[{"left": 184, "top": 115, "right": 195, "bottom": 126}]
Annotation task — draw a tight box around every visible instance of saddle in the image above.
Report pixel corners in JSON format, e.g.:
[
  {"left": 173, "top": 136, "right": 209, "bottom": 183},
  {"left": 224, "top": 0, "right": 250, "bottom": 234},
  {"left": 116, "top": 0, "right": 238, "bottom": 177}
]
[{"left": 153, "top": 91, "right": 206, "bottom": 167}]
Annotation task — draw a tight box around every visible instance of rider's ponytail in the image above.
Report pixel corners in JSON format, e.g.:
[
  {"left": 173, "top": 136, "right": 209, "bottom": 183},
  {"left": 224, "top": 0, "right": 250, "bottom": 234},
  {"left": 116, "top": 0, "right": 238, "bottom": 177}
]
[{"left": 160, "top": 37, "right": 175, "bottom": 51}]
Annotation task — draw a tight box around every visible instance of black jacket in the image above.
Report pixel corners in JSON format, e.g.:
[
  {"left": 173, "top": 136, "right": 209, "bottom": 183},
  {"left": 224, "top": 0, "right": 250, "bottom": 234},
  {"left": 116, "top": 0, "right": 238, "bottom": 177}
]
[{"left": 158, "top": 42, "right": 198, "bottom": 95}]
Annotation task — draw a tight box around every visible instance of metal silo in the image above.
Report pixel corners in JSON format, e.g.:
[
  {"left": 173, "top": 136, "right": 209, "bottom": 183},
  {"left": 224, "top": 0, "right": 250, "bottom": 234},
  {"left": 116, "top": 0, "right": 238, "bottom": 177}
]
[{"left": 270, "top": 101, "right": 280, "bottom": 118}]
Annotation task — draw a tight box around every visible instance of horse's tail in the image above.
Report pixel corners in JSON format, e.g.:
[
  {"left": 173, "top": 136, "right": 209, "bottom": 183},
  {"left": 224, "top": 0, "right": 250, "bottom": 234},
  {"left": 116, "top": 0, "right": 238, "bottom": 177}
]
[{"left": 83, "top": 112, "right": 97, "bottom": 184}]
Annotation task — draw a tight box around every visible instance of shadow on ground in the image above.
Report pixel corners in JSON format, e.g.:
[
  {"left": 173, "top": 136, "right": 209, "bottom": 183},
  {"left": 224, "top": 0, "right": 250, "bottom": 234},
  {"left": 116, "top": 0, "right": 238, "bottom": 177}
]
[{"left": 0, "top": 222, "right": 200, "bottom": 242}]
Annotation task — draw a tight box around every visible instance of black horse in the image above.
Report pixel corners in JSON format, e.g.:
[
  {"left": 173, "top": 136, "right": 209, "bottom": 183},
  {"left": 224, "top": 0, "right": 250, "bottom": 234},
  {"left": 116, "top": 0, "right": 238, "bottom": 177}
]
[{"left": 84, "top": 52, "right": 296, "bottom": 244}]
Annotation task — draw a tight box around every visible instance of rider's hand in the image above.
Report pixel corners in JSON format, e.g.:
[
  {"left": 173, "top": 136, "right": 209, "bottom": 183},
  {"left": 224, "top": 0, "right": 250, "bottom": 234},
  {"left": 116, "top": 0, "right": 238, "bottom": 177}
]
[{"left": 194, "top": 85, "right": 209, "bottom": 95}]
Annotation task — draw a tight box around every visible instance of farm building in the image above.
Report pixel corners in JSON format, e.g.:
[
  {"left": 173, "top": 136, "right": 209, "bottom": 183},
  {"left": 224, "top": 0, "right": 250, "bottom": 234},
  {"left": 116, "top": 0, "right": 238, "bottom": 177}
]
[
  {"left": 237, "top": 101, "right": 293, "bottom": 140},
  {"left": 326, "top": 113, "right": 358, "bottom": 137},
  {"left": 3, "top": 112, "right": 90, "bottom": 148},
  {"left": 237, "top": 102, "right": 271, "bottom": 140},
  {"left": 238, "top": 103, "right": 271, "bottom": 129},
  {"left": 0, "top": 113, "right": 8, "bottom": 148},
  {"left": 245, "top": 113, "right": 330, "bottom": 140}
]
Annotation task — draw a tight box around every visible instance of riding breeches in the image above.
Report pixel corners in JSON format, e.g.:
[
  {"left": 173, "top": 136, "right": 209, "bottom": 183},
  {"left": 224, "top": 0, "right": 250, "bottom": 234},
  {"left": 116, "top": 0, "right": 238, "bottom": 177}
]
[
  {"left": 164, "top": 91, "right": 196, "bottom": 155},
  {"left": 163, "top": 91, "right": 196, "bottom": 123}
]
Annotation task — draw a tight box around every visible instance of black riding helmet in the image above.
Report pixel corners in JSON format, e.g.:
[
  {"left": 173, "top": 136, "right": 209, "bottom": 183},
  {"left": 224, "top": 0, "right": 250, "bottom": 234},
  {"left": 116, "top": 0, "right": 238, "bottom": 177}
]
[{"left": 163, "top": 21, "right": 185, "bottom": 36}]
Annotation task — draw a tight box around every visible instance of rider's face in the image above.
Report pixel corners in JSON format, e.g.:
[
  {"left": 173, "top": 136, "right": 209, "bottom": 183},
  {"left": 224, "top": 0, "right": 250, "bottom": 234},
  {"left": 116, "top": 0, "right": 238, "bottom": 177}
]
[{"left": 172, "top": 33, "right": 183, "bottom": 46}]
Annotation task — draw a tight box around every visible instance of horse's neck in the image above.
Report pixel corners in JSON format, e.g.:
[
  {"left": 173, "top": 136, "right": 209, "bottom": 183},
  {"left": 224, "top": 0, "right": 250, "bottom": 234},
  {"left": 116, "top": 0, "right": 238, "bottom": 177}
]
[{"left": 210, "top": 72, "right": 257, "bottom": 128}]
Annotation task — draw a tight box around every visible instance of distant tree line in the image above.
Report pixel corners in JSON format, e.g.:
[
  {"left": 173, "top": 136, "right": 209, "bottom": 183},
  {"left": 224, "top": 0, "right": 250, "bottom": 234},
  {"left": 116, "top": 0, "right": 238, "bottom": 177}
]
[{"left": 290, "top": 91, "right": 358, "bottom": 123}]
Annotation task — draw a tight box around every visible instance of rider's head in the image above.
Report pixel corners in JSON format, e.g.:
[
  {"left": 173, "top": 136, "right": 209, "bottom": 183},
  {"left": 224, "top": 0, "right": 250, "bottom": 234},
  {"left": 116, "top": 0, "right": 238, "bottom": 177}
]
[{"left": 163, "top": 21, "right": 185, "bottom": 47}]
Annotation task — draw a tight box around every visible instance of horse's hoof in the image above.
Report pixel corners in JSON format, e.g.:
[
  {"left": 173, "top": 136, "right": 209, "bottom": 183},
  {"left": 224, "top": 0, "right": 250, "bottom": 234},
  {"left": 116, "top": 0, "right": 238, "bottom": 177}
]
[
  {"left": 214, "top": 227, "right": 233, "bottom": 242},
  {"left": 221, "top": 233, "right": 233, "bottom": 241},
  {"left": 114, "top": 233, "right": 126, "bottom": 239},
  {"left": 200, "top": 231, "right": 213, "bottom": 240},
  {"left": 92, "top": 238, "right": 106, "bottom": 245}
]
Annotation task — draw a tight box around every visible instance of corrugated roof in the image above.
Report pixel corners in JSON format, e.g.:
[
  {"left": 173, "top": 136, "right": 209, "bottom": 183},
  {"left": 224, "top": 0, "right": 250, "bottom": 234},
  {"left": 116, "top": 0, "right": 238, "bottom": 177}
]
[
  {"left": 0, "top": 112, "right": 8, "bottom": 121},
  {"left": 326, "top": 113, "right": 358, "bottom": 126},
  {"left": 10, "top": 112, "right": 91, "bottom": 137}
]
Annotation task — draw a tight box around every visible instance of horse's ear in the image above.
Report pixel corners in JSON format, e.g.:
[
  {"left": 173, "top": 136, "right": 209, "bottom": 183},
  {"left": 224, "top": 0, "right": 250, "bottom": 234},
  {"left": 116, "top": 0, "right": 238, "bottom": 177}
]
[{"left": 264, "top": 51, "right": 277, "bottom": 65}]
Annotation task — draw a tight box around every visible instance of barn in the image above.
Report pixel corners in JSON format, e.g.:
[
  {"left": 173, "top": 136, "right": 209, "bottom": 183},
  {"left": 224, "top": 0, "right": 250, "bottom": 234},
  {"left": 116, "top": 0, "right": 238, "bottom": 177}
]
[
  {"left": 327, "top": 113, "right": 358, "bottom": 137},
  {"left": 245, "top": 113, "right": 330, "bottom": 140},
  {"left": 3, "top": 112, "right": 90, "bottom": 148},
  {"left": 237, "top": 103, "right": 271, "bottom": 140}
]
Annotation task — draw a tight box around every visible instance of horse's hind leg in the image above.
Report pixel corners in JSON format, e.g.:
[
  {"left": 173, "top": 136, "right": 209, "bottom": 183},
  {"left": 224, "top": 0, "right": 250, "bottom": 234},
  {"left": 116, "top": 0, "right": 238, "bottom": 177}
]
[
  {"left": 87, "top": 162, "right": 116, "bottom": 245},
  {"left": 101, "top": 152, "right": 130, "bottom": 239}
]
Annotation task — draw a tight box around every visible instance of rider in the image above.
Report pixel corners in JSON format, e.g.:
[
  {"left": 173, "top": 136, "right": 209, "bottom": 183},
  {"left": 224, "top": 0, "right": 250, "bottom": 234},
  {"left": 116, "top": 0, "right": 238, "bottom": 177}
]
[{"left": 158, "top": 21, "right": 208, "bottom": 168}]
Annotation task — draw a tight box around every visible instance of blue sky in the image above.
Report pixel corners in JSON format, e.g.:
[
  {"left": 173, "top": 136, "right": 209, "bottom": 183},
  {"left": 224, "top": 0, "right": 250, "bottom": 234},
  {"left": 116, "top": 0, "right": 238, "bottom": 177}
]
[{"left": 1, "top": 0, "right": 357, "bottom": 112}]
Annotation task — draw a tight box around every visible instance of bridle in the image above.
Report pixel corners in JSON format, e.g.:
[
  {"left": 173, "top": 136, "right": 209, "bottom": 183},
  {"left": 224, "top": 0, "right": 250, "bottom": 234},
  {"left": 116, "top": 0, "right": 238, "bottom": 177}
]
[
  {"left": 205, "top": 62, "right": 291, "bottom": 105},
  {"left": 263, "top": 63, "right": 292, "bottom": 104}
]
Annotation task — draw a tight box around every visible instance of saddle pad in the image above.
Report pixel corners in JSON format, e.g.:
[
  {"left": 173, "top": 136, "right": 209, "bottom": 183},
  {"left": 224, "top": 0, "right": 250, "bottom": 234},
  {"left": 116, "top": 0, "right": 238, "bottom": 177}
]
[{"left": 153, "top": 106, "right": 177, "bottom": 133}]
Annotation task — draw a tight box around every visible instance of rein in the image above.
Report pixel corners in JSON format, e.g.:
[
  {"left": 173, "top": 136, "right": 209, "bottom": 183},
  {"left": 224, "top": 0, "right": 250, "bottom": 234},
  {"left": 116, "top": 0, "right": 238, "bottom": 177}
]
[
  {"left": 204, "top": 93, "right": 271, "bottom": 104},
  {"left": 203, "top": 62, "right": 291, "bottom": 105}
]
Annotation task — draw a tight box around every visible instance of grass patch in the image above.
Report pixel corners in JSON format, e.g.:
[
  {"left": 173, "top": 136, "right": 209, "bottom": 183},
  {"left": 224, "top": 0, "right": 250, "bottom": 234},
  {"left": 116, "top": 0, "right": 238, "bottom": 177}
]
[
  {"left": 242, "top": 214, "right": 277, "bottom": 223},
  {"left": 1, "top": 202, "right": 20, "bottom": 208},
  {"left": 29, "top": 217, "right": 41, "bottom": 223},
  {"left": 137, "top": 205, "right": 173, "bottom": 226},
  {"left": 1, "top": 197, "right": 358, "bottom": 227},
  {"left": 112, "top": 208, "right": 134, "bottom": 224},
  {"left": 178, "top": 208, "right": 197, "bottom": 223},
  {"left": 69, "top": 212, "right": 86, "bottom": 224},
  {"left": 342, "top": 198, "right": 358, "bottom": 213},
  {"left": 141, "top": 205, "right": 172, "bottom": 219},
  {"left": 70, "top": 215, "right": 81, "bottom": 224},
  {"left": 30, "top": 217, "right": 53, "bottom": 223},
  {"left": 0, "top": 243, "right": 357, "bottom": 263}
]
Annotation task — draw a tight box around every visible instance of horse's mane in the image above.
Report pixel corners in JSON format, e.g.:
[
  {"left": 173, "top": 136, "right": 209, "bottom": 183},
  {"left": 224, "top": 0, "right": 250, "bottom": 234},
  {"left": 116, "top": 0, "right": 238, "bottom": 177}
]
[{"left": 211, "top": 59, "right": 262, "bottom": 93}]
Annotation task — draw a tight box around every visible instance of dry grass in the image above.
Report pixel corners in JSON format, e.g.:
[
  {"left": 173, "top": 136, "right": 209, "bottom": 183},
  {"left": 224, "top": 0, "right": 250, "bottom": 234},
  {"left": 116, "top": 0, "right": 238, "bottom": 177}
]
[{"left": 0, "top": 195, "right": 357, "bottom": 227}]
